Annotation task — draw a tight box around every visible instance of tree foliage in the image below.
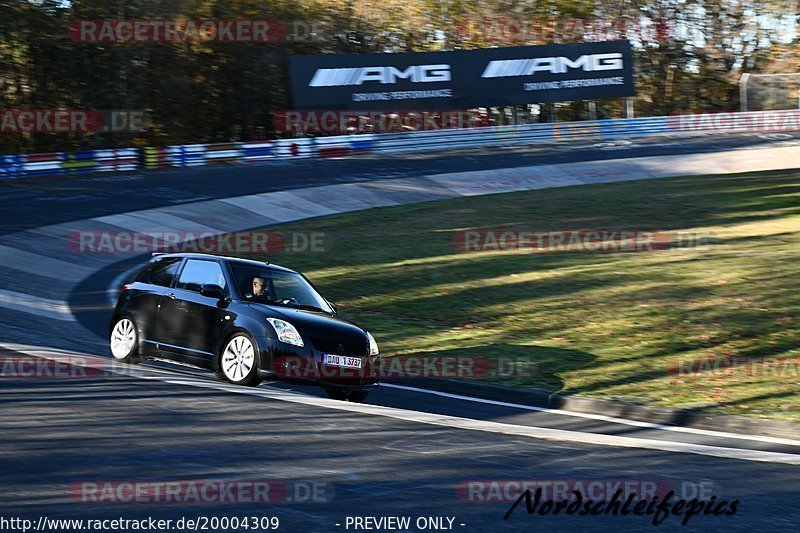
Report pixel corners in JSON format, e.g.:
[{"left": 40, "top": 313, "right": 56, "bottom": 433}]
[{"left": 0, "top": 0, "right": 797, "bottom": 152}]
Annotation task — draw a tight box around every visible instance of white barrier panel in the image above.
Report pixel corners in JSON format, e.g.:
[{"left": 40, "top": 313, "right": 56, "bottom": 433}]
[
  {"left": 204, "top": 143, "right": 243, "bottom": 163},
  {"left": 315, "top": 136, "right": 351, "bottom": 157},
  {"left": 274, "top": 138, "right": 313, "bottom": 158},
  {"left": 168, "top": 144, "right": 207, "bottom": 167},
  {"left": 94, "top": 149, "right": 139, "bottom": 172}
]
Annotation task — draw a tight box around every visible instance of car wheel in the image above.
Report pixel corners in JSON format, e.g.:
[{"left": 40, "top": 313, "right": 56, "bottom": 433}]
[
  {"left": 109, "top": 317, "right": 139, "bottom": 363},
  {"left": 220, "top": 333, "right": 262, "bottom": 387},
  {"left": 325, "top": 388, "right": 369, "bottom": 403}
]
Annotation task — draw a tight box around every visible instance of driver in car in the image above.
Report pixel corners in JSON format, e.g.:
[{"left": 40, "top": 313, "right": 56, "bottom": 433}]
[{"left": 252, "top": 276, "right": 269, "bottom": 300}]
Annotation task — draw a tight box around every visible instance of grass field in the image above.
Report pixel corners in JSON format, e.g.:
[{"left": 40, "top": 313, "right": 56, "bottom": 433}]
[{"left": 251, "top": 169, "right": 800, "bottom": 421}]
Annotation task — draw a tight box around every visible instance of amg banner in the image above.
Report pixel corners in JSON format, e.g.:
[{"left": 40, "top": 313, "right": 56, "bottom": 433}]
[{"left": 290, "top": 41, "right": 635, "bottom": 110}]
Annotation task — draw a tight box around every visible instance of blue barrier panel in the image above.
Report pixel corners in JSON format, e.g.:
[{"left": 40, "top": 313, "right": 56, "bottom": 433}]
[
  {"left": 169, "top": 145, "right": 207, "bottom": 167},
  {"left": 0, "top": 154, "right": 24, "bottom": 179},
  {"left": 596, "top": 117, "right": 670, "bottom": 139},
  {"left": 241, "top": 141, "right": 274, "bottom": 162},
  {"left": 350, "top": 138, "right": 374, "bottom": 151},
  {"left": 242, "top": 144, "right": 274, "bottom": 156},
  {"left": 250, "top": 146, "right": 274, "bottom": 156},
  {"left": 73, "top": 150, "right": 95, "bottom": 160},
  {"left": 62, "top": 150, "right": 99, "bottom": 174},
  {"left": 24, "top": 167, "right": 67, "bottom": 177}
]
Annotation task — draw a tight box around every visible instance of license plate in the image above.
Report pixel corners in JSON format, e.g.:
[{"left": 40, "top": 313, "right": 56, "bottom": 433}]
[{"left": 323, "top": 354, "right": 362, "bottom": 369}]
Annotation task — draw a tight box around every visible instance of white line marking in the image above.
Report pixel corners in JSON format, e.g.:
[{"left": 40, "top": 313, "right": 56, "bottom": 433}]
[
  {"left": 0, "top": 289, "right": 76, "bottom": 321},
  {"left": 381, "top": 383, "right": 800, "bottom": 448},
  {"left": 0, "top": 244, "right": 93, "bottom": 282},
  {"left": 4, "top": 344, "right": 800, "bottom": 466},
  {"left": 125, "top": 375, "right": 800, "bottom": 465}
]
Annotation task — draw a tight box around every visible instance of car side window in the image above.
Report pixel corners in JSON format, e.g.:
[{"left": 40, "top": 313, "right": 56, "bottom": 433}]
[
  {"left": 176, "top": 259, "right": 226, "bottom": 293},
  {"left": 149, "top": 257, "right": 182, "bottom": 287},
  {"left": 134, "top": 263, "right": 152, "bottom": 282}
]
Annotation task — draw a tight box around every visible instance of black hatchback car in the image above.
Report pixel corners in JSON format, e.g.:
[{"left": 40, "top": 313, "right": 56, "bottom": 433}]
[{"left": 110, "top": 253, "right": 380, "bottom": 402}]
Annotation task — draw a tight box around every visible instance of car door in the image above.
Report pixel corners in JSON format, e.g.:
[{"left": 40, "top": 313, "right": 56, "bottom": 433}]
[
  {"left": 135, "top": 256, "right": 182, "bottom": 346},
  {"left": 157, "top": 258, "right": 229, "bottom": 359}
]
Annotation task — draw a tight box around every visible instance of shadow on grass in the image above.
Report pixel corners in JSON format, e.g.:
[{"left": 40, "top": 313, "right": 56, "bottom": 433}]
[{"left": 381, "top": 344, "right": 596, "bottom": 392}]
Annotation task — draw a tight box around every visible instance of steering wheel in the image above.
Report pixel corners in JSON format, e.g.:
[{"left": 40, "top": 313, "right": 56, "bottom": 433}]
[{"left": 278, "top": 298, "right": 297, "bottom": 305}]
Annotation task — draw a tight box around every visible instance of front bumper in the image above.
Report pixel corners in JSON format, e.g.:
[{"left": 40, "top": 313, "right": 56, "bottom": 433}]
[{"left": 254, "top": 336, "right": 380, "bottom": 391}]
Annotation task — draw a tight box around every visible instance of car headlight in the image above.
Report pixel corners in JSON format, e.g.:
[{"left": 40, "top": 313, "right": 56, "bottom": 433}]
[
  {"left": 366, "top": 332, "right": 379, "bottom": 356},
  {"left": 266, "top": 318, "right": 304, "bottom": 347}
]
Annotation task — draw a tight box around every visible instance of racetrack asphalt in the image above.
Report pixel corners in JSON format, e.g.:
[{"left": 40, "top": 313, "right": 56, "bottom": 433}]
[
  {"left": 1, "top": 132, "right": 800, "bottom": 531},
  {"left": 2, "top": 131, "right": 799, "bottom": 235},
  {"left": 2, "top": 346, "right": 799, "bottom": 532}
]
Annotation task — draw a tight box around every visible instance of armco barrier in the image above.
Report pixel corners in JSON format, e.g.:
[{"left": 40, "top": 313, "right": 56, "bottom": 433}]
[
  {"left": 204, "top": 142, "right": 242, "bottom": 164},
  {"left": 168, "top": 144, "right": 207, "bottom": 167},
  {"left": 1, "top": 110, "right": 799, "bottom": 179},
  {"left": 241, "top": 141, "right": 274, "bottom": 163},
  {"left": 23, "top": 152, "right": 66, "bottom": 178},
  {"left": 274, "top": 137, "right": 314, "bottom": 158},
  {"left": 94, "top": 148, "right": 138, "bottom": 172},
  {"left": 0, "top": 154, "right": 24, "bottom": 179},
  {"left": 316, "top": 136, "right": 352, "bottom": 158},
  {"left": 143, "top": 146, "right": 168, "bottom": 169},
  {"left": 351, "top": 134, "right": 375, "bottom": 153},
  {"left": 61, "top": 150, "right": 97, "bottom": 175}
]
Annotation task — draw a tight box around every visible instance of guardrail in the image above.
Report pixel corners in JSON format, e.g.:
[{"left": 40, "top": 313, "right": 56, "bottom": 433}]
[{"left": 1, "top": 110, "right": 798, "bottom": 180}]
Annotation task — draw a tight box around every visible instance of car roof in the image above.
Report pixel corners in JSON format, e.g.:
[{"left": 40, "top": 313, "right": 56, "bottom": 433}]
[{"left": 152, "top": 253, "right": 296, "bottom": 273}]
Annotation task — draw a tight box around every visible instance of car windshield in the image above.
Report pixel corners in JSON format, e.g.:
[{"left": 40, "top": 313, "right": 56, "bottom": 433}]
[{"left": 230, "top": 263, "right": 332, "bottom": 313}]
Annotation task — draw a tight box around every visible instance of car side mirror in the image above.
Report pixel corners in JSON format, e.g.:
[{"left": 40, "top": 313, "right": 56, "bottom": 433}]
[
  {"left": 200, "top": 284, "right": 226, "bottom": 300},
  {"left": 327, "top": 300, "right": 338, "bottom": 314}
]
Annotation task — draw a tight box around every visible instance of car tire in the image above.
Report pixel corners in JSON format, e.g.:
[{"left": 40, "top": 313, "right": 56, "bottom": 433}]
[
  {"left": 219, "top": 333, "right": 262, "bottom": 387},
  {"left": 109, "top": 316, "right": 140, "bottom": 363},
  {"left": 325, "top": 388, "right": 369, "bottom": 403}
]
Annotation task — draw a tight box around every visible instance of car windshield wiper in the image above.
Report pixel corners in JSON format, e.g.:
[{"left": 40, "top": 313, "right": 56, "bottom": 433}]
[
  {"left": 284, "top": 303, "right": 328, "bottom": 313},
  {"left": 253, "top": 298, "right": 328, "bottom": 313}
]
